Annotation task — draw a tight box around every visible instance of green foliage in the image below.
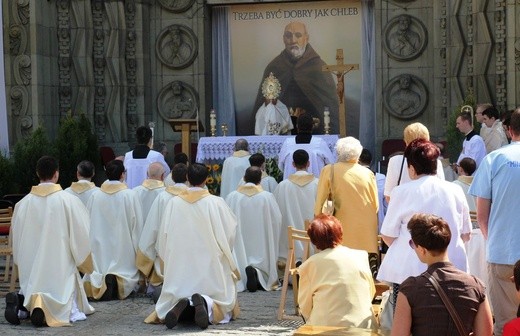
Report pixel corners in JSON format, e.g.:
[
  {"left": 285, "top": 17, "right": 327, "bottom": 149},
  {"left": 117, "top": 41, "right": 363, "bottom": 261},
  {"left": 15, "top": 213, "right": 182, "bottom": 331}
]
[
  {"left": 445, "top": 94, "right": 475, "bottom": 162},
  {"left": 265, "top": 157, "right": 283, "bottom": 183},
  {"left": 54, "top": 113, "right": 99, "bottom": 188},
  {"left": 12, "top": 126, "right": 53, "bottom": 193},
  {"left": 0, "top": 152, "right": 15, "bottom": 197}
]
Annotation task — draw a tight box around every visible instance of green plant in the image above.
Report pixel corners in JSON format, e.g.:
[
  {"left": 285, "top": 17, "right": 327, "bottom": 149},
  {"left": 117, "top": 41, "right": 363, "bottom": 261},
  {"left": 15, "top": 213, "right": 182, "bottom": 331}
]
[
  {"left": 54, "top": 113, "right": 100, "bottom": 188},
  {"left": 0, "top": 151, "right": 15, "bottom": 197},
  {"left": 265, "top": 157, "right": 283, "bottom": 182},
  {"left": 12, "top": 126, "right": 53, "bottom": 193},
  {"left": 445, "top": 94, "right": 475, "bottom": 162}
]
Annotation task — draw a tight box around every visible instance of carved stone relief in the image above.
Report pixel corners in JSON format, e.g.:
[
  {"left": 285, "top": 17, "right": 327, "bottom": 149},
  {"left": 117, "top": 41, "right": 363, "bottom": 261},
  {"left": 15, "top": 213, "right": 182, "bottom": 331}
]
[
  {"left": 155, "top": 24, "right": 198, "bottom": 69},
  {"left": 92, "top": 0, "right": 106, "bottom": 142},
  {"left": 383, "top": 14, "right": 427, "bottom": 61},
  {"left": 9, "top": 0, "right": 32, "bottom": 140},
  {"left": 157, "top": 0, "right": 196, "bottom": 13},
  {"left": 125, "top": 0, "right": 138, "bottom": 141},
  {"left": 515, "top": 39, "right": 520, "bottom": 71},
  {"left": 383, "top": 74, "right": 428, "bottom": 120},
  {"left": 157, "top": 81, "right": 198, "bottom": 121},
  {"left": 57, "top": 0, "right": 71, "bottom": 118}
]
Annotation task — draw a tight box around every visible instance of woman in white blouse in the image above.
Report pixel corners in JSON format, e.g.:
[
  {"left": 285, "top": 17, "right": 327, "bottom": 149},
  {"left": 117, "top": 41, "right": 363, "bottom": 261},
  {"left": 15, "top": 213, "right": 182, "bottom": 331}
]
[{"left": 377, "top": 138, "right": 471, "bottom": 310}]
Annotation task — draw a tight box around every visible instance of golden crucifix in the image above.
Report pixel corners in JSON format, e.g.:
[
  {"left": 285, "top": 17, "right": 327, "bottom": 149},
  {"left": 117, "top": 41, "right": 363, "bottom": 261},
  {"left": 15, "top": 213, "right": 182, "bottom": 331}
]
[{"left": 322, "top": 49, "right": 359, "bottom": 137}]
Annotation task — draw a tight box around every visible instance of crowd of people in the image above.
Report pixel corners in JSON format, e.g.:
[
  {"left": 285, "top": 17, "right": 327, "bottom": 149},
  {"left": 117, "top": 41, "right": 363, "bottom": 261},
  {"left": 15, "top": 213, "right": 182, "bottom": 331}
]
[{"left": 5, "top": 107, "right": 520, "bottom": 336}]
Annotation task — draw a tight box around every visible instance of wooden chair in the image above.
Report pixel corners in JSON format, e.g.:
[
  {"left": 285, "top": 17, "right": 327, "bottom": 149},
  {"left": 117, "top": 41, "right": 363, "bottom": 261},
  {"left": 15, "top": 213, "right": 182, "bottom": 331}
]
[
  {"left": 0, "top": 211, "right": 17, "bottom": 292},
  {"left": 277, "top": 223, "right": 312, "bottom": 321},
  {"left": 470, "top": 210, "right": 478, "bottom": 228}
]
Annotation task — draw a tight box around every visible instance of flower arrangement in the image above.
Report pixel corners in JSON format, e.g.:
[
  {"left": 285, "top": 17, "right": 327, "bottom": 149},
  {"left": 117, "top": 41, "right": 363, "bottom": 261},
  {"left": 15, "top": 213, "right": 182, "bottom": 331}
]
[{"left": 205, "top": 163, "right": 222, "bottom": 195}]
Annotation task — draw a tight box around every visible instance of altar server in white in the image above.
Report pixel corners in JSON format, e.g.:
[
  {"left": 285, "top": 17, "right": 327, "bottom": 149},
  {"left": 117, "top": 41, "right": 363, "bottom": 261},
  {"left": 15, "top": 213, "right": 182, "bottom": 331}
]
[
  {"left": 64, "top": 160, "right": 99, "bottom": 206},
  {"left": 84, "top": 159, "right": 144, "bottom": 301},
  {"left": 220, "top": 138, "right": 251, "bottom": 199},
  {"left": 237, "top": 153, "right": 278, "bottom": 192},
  {"left": 226, "top": 167, "right": 282, "bottom": 292},
  {"left": 124, "top": 125, "right": 170, "bottom": 188},
  {"left": 8, "top": 156, "right": 94, "bottom": 327},
  {"left": 133, "top": 162, "right": 166, "bottom": 221},
  {"left": 274, "top": 149, "right": 318, "bottom": 261},
  {"left": 137, "top": 163, "right": 189, "bottom": 287},
  {"left": 145, "top": 163, "right": 239, "bottom": 329},
  {"left": 278, "top": 114, "right": 334, "bottom": 179}
]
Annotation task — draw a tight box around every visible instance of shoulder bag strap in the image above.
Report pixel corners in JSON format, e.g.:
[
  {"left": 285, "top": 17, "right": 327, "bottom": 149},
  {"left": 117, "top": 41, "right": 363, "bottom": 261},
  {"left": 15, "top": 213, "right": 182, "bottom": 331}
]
[
  {"left": 328, "top": 164, "right": 334, "bottom": 201},
  {"left": 397, "top": 156, "right": 405, "bottom": 185},
  {"left": 423, "top": 272, "right": 469, "bottom": 336}
]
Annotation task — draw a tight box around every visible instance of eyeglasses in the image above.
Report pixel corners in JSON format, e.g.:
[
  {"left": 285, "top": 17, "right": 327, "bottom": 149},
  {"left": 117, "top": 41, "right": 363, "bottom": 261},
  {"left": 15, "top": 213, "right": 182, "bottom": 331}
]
[{"left": 409, "top": 239, "right": 417, "bottom": 249}]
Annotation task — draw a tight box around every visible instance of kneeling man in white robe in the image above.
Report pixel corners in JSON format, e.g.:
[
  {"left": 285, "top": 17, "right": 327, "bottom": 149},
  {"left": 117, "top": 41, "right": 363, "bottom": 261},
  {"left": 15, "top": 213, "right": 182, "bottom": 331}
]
[
  {"left": 274, "top": 149, "right": 318, "bottom": 262},
  {"left": 133, "top": 162, "right": 166, "bottom": 221},
  {"left": 226, "top": 166, "right": 282, "bottom": 292},
  {"left": 137, "top": 163, "right": 189, "bottom": 290},
  {"left": 84, "top": 159, "right": 144, "bottom": 301},
  {"left": 220, "top": 139, "right": 251, "bottom": 199},
  {"left": 64, "top": 160, "right": 99, "bottom": 206},
  {"left": 145, "top": 163, "right": 239, "bottom": 329},
  {"left": 237, "top": 153, "right": 278, "bottom": 192},
  {"left": 7, "top": 156, "right": 94, "bottom": 327}
]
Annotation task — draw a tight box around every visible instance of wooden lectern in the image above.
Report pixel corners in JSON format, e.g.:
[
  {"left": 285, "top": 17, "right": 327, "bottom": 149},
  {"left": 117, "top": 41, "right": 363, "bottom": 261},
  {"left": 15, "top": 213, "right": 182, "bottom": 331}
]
[{"left": 168, "top": 119, "right": 204, "bottom": 162}]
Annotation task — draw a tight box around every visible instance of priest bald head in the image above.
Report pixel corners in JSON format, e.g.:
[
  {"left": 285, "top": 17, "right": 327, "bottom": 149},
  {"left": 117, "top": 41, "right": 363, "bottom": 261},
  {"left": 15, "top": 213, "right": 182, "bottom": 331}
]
[
  {"left": 283, "top": 21, "right": 309, "bottom": 60},
  {"left": 37, "top": 156, "right": 59, "bottom": 183},
  {"left": 147, "top": 162, "right": 166, "bottom": 181}
]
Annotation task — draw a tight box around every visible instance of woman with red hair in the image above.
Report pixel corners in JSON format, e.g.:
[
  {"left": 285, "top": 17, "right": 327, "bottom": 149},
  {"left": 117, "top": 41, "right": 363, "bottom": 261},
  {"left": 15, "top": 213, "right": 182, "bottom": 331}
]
[{"left": 298, "top": 214, "right": 377, "bottom": 328}]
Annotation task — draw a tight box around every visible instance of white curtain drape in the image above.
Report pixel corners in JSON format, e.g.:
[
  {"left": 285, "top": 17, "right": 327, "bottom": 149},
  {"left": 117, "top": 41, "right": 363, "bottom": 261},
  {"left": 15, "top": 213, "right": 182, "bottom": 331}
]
[
  {"left": 211, "top": 6, "right": 236, "bottom": 136},
  {"left": 0, "top": 5, "right": 9, "bottom": 155},
  {"left": 360, "top": 0, "right": 376, "bottom": 155}
]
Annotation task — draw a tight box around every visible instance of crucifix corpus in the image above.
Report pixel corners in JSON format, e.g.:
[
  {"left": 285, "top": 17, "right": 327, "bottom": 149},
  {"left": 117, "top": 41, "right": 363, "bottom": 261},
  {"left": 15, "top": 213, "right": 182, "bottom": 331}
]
[{"left": 322, "top": 49, "right": 359, "bottom": 137}]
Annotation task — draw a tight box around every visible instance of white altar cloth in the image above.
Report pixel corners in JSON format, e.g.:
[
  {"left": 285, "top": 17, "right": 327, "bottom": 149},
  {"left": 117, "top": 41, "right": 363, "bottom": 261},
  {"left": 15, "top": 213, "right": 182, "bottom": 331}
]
[{"left": 196, "top": 135, "right": 339, "bottom": 162}]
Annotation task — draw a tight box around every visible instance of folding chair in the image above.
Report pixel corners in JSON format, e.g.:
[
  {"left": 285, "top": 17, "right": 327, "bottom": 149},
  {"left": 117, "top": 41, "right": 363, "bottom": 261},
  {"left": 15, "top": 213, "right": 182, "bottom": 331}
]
[
  {"left": 277, "top": 223, "right": 312, "bottom": 321},
  {"left": 470, "top": 211, "right": 478, "bottom": 228},
  {"left": 0, "top": 212, "right": 17, "bottom": 292}
]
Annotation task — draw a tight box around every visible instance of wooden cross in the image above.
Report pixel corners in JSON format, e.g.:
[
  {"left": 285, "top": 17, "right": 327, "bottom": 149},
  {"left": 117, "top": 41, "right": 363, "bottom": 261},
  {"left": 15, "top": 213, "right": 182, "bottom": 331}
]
[{"left": 322, "top": 49, "right": 359, "bottom": 137}]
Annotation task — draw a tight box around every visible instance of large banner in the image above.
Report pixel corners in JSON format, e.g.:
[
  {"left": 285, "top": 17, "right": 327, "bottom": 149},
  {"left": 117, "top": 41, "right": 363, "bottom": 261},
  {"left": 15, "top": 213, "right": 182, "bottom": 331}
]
[{"left": 229, "top": 0, "right": 362, "bottom": 136}]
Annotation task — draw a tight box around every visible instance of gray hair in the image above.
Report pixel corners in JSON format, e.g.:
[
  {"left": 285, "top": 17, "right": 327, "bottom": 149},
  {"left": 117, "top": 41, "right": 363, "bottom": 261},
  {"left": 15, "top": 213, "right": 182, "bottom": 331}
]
[
  {"left": 335, "top": 137, "right": 363, "bottom": 162},
  {"left": 234, "top": 139, "right": 249, "bottom": 151}
]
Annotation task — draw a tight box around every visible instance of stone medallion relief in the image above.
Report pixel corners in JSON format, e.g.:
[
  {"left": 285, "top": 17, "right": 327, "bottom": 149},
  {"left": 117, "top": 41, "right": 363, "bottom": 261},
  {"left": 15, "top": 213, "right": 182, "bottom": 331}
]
[
  {"left": 383, "top": 74, "right": 428, "bottom": 120},
  {"left": 156, "top": 24, "right": 198, "bottom": 69},
  {"left": 383, "top": 14, "right": 427, "bottom": 61},
  {"left": 157, "top": 0, "right": 196, "bottom": 13},
  {"left": 157, "top": 81, "right": 199, "bottom": 121}
]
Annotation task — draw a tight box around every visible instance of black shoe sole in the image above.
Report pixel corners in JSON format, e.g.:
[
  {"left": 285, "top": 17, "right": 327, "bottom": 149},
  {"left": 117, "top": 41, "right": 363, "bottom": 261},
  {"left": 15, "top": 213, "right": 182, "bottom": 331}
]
[
  {"left": 245, "top": 266, "right": 258, "bottom": 292},
  {"left": 165, "top": 298, "right": 189, "bottom": 329},
  {"left": 192, "top": 293, "right": 209, "bottom": 330},
  {"left": 30, "top": 308, "right": 46, "bottom": 327},
  {"left": 100, "top": 274, "right": 117, "bottom": 301},
  {"left": 5, "top": 292, "right": 20, "bottom": 325}
]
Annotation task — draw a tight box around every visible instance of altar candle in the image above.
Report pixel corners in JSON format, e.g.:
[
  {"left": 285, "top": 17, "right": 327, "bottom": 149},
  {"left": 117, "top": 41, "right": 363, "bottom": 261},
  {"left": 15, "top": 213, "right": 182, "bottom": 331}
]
[{"left": 210, "top": 109, "right": 217, "bottom": 127}]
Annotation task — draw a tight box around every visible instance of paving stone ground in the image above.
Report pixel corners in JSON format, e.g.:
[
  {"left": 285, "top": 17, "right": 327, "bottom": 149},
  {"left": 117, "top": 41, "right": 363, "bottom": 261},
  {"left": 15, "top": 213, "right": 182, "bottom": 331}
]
[{"left": 0, "top": 289, "right": 304, "bottom": 335}]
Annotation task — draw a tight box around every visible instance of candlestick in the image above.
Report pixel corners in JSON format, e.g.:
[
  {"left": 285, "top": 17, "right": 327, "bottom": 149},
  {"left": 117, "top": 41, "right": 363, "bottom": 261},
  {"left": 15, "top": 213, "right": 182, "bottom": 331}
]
[
  {"left": 221, "top": 123, "right": 228, "bottom": 137},
  {"left": 210, "top": 109, "right": 217, "bottom": 137}
]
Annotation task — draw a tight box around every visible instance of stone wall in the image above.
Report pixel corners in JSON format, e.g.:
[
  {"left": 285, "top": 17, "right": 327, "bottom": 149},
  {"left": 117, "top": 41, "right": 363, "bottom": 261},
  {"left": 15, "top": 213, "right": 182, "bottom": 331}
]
[
  {"left": 375, "top": 0, "right": 519, "bottom": 154},
  {"left": 2, "top": 0, "right": 209, "bottom": 157}
]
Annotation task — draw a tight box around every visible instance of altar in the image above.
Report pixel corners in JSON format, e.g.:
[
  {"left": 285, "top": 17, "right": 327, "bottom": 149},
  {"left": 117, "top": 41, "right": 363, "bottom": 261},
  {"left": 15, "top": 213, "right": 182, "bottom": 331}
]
[{"left": 195, "top": 135, "right": 339, "bottom": 162}]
